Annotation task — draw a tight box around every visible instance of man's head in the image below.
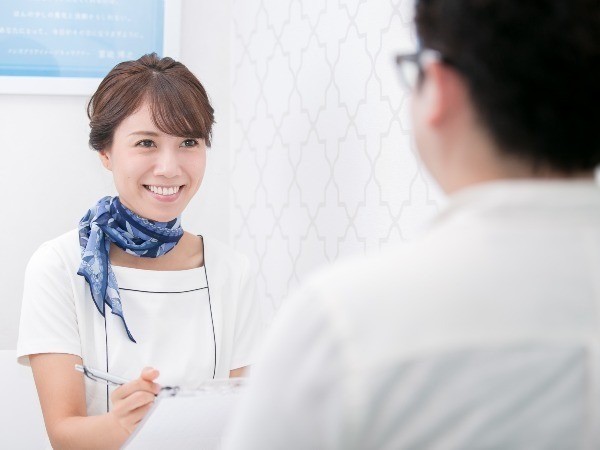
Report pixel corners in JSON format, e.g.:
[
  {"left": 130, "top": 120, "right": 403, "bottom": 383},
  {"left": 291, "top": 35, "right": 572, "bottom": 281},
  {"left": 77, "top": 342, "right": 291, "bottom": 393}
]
[{"left": 406, "top": 0, "right": 600, "bottom": 193}]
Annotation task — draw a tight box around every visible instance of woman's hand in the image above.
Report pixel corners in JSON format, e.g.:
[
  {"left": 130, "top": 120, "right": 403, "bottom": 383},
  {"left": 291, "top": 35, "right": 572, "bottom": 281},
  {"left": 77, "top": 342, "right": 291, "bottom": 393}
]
[{"left": 108, "top": 367, "right": 161, "bottom": 435}]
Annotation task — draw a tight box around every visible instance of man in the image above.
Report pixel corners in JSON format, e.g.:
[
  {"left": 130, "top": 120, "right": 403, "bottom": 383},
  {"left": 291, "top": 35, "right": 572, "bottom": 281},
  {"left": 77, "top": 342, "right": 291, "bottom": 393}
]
[{"left": 227, "top": 0, "right": 600, "bottom": 448}]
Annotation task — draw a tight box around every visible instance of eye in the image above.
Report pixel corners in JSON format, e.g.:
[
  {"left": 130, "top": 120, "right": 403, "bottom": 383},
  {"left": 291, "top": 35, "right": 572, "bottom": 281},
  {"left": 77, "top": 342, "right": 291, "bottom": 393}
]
[
  {"left": 181, "top": 139, "right": 200, "bottom": 148},
  {"left": 135, "top": 139, "right": 156, "bottom": 148}
]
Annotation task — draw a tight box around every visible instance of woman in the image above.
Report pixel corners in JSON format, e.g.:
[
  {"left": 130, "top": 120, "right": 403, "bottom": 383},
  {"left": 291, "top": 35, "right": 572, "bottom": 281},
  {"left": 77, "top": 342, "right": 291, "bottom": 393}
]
[{"left": 16, "top": 53, "right": 261, "bottom": 449}]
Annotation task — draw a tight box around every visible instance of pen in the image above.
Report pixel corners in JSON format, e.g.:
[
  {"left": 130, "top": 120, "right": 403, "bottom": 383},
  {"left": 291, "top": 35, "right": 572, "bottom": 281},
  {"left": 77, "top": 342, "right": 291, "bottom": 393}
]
[
  {"left": 74, "top": 364, "right": 180, "bottom": 395},
  {"left": 75, "top": 364, "right": 130, "bottom": 386}
]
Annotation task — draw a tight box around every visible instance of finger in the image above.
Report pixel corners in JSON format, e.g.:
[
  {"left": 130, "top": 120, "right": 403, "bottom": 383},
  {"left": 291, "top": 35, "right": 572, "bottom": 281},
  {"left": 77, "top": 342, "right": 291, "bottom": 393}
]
[
  {"left": 119, "top": 390, "right": 156, "bottom": 413},
  {"left": 112, "top": 377, "right": 160, "bottom": 400},
  {"left": 131, "top": 402, "right": 154, "bottom": 425},
  {"left": 140, "top": 367, "right": 160, "bottom": 382},
  {"left": 112, "top": 382, "right": 156, "bottom": 405},
  {"left": 122, "top": 402, "right": 154, "bottom": 434},
  {"left": 122, "top": 399, "right": 155, "bottom": 433}
]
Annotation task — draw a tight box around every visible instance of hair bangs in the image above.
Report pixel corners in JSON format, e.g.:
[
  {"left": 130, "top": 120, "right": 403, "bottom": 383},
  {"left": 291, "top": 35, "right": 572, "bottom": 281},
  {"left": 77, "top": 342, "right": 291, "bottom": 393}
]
[
  {"left": 146, "top": 75, "right": 213, "bottom": 146},
  {"left": 88, "top": 53, "right": 215, "bottom": 151}
]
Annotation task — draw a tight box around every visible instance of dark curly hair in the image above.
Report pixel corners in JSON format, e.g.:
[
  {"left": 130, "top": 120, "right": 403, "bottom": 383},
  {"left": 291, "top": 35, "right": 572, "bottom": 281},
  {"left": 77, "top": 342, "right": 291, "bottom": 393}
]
[
  {"left": 88, "top": 53, "right": 215, "bottom": 151},
  {"left": 415, "top": 0, "right": 600, "bottom": 173}
]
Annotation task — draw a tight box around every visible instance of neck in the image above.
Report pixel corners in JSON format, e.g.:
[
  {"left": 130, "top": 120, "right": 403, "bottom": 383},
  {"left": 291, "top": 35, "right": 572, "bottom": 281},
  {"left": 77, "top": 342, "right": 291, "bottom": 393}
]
[
  {"left": 110, "top": 232, "right": 204, "bottom": 271},
  {"left": 433, "top": 129, "right": 595, "bottom": 194},
  {"left": 442, "top": 159, "right": 594, "bottom": 195}
]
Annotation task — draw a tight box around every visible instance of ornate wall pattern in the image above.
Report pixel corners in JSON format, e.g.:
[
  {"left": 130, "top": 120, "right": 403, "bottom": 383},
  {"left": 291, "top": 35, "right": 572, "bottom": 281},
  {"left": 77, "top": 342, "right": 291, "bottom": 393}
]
[{"left": 230, "top": 0, "right": 445, "bottom": 325}]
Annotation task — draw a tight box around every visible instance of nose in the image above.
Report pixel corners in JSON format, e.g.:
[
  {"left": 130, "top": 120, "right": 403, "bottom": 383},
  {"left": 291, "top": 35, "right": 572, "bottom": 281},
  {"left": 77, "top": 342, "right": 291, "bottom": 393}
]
[{"left": 154, "top": 147, "right": 182, "bottom": 178}]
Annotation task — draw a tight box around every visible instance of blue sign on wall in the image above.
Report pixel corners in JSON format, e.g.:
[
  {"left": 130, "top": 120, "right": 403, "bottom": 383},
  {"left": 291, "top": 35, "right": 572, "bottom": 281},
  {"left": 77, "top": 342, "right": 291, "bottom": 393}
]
[{"left": 0, "top": 0, "right": 165, "bottom": 79}]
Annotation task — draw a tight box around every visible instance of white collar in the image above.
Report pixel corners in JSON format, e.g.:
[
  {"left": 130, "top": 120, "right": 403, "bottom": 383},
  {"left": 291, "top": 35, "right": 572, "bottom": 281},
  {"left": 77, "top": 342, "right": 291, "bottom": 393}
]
[{"left": 433, "top": 178, "right": 600, "bottom": 226}]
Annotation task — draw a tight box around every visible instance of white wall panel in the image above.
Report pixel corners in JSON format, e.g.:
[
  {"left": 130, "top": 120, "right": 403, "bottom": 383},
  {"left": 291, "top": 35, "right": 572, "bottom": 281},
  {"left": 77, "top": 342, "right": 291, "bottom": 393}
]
[{"left": 230, "top": 0, "right": 444, "bottom": 326}]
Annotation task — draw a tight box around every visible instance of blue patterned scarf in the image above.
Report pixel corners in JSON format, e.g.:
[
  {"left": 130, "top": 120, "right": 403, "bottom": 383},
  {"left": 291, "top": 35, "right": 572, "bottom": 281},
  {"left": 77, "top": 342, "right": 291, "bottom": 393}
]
[{"left": 77, "top": 196, "right": 184, "bottom": 343}]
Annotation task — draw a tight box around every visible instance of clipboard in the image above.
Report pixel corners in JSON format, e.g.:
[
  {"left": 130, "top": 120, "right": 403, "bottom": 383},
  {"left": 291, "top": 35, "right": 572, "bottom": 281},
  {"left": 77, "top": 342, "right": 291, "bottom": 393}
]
[{"left": 123, "top": 378, "right": 246, "bottom": 449}]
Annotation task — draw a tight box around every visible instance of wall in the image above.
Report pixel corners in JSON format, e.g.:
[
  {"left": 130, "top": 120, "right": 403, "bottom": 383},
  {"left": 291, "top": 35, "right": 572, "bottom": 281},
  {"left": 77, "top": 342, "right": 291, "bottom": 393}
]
[
  {"left": 0, "top": 0, "right": 232, "bottom": 350},
  {"left": 229, "top": 0, "right": 444, "bottom": 326}
]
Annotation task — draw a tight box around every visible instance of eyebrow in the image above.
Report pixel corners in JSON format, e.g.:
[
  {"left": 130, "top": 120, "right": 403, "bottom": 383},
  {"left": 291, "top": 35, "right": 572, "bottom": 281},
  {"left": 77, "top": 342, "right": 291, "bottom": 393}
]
[{"left": 128, "top": 131, "right": 161, "bottom": 137}]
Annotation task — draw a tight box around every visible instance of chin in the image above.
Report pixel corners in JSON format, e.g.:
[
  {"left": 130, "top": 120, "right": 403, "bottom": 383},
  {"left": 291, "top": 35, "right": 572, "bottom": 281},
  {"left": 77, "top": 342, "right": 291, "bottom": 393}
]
[
  {"left": 129, "top": 204, "right": 180, "bottom": 223},
  {"left": 147, "top": 210, "right": 181, "bottom": 223}
]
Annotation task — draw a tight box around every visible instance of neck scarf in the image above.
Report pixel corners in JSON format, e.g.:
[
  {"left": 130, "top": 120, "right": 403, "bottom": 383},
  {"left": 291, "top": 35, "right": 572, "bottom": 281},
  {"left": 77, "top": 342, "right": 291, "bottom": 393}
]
[{"left": 77, "top": 196, "right": 184, "bottom": 343}]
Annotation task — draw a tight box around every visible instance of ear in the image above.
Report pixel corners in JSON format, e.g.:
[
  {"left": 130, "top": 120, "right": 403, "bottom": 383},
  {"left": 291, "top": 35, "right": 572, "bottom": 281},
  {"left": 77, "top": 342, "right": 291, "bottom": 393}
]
[
  {"left": 98, "top": 150, "right": 112, "bottom": 171},
  {"left": 419, "top": 62, "right": 468, "bottom": 127}
]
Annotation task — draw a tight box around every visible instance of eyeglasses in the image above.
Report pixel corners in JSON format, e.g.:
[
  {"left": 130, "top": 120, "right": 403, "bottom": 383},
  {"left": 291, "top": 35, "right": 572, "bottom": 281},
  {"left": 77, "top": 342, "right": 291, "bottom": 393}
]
[{"left": 395, "top": 49, "right": 443, "bottom": 90}]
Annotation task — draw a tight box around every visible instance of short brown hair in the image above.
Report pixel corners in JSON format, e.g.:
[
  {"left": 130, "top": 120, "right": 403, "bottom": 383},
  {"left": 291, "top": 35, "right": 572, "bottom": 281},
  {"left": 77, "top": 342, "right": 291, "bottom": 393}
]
[{"left": 87, "top": 53, "right": 215, "bottom": 151}]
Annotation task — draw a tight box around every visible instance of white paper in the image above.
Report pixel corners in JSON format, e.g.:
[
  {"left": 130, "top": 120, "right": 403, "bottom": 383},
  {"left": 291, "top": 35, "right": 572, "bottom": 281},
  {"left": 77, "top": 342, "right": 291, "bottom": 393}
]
[{"left": 123, "top": 379, "right": 245, "bottom": 450}]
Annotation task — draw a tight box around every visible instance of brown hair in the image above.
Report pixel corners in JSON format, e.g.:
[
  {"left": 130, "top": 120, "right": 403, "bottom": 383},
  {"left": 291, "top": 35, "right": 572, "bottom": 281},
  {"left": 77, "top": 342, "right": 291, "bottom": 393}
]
[{"left": 87, "top": 53, "right": 215, "bottom": 150}]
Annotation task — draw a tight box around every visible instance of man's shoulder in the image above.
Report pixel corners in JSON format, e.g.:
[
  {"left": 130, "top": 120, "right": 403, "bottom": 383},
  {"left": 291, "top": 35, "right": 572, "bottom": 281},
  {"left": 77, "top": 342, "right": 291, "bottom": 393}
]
[
  {"left": 305, "top": 233, "right": 452, "bottom": 307},
  {"left": 292, "top": 228, "right": 510, "bottom": 357},
  {"left": 296, "top": 240, "right": 438, "bottom": 333}
]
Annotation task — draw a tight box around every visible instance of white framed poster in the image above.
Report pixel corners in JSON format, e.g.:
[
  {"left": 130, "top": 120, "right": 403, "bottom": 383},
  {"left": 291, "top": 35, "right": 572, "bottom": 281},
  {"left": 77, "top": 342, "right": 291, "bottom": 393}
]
[{"left": 0, "top": 0, "right": 181, "bottom": 95}]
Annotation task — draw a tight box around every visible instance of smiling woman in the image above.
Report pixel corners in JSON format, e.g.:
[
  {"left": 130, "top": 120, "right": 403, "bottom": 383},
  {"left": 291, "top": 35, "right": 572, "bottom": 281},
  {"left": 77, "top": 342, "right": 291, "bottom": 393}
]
[
  {"left": 16, "top": 54, "right": 262, "bottom": 450},
  {"left": 98, "top": 103, "right": 206, "bottom": 226}
]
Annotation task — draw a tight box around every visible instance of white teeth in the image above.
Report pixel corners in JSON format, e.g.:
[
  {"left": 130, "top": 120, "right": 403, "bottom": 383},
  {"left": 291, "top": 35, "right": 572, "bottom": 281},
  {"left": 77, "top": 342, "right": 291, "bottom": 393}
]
[{"left": 147, "top": 185, "right": 180, "bottom": 196}]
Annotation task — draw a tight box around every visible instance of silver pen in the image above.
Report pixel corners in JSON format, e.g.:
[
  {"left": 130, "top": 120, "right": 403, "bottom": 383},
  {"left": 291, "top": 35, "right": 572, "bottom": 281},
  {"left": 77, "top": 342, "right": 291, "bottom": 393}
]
[
  {"left": 75, "top": 364, "right": 130, "bottom": 386},
  {"left": 74, "top": 364, "right": 180, "bottom": 394}
]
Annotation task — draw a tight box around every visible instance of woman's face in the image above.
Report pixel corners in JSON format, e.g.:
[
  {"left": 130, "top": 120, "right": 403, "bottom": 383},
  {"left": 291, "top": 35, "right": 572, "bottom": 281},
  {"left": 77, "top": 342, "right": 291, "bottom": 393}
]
[{"left": 99, "top": 101, "right": 207, "bottom": 222}]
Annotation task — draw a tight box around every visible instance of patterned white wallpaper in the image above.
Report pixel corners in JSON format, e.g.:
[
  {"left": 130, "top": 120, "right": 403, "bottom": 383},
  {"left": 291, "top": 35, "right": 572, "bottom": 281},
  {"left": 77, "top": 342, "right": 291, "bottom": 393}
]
[{"left": 230, "top": 0, "right": 445, "bottom": 325}]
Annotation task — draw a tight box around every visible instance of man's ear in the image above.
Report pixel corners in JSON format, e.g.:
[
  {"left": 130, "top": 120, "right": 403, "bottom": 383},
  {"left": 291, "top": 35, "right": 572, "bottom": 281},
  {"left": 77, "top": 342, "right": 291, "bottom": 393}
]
[
  {"left": 98, "top": 150, "right": 112, "bottom": 171},
  {"left": 420, "top": 62, "right": 467, "bottom": 127}
]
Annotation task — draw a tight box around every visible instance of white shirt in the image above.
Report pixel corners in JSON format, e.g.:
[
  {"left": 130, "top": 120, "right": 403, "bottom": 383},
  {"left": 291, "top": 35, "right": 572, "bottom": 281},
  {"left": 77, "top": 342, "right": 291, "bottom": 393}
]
[
  {"left": 226, "top": 180, "right": 600, "bottom": 449},
  {"left": 17, "top": 230, "right": 262, "bottom": 416}
]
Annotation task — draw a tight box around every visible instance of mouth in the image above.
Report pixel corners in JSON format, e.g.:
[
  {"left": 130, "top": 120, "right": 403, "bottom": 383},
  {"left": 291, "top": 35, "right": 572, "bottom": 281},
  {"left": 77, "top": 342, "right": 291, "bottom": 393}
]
[{"left": 143, "top": 184, "right": 184, "bottom": 198}]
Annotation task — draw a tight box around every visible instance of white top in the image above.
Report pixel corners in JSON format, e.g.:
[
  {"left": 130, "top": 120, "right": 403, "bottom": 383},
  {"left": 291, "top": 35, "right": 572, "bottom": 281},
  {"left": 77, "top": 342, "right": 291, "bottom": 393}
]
[
  {"left": 17, "top": 230, "right": 262, "bottom": 416},
  {"left": 226, "top": 180, "right": 600, "bottom": 449}
]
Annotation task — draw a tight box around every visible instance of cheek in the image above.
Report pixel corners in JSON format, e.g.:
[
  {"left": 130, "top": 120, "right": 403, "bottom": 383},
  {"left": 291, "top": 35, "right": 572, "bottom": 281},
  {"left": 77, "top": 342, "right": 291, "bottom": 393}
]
[
  {"left": 109, "top": 157, "right": 143, "bottom": 188},
  {"left": 410, "top": 95, "right": 424, "bottom": 151},
  {"left": 111, "top": 170, "right": 132, "bottom": 194},
  {"left": 191, "top": 152, "right": 207, "bottom": 181},
  {"left": 410, "top": 91, "right": 424, "bottom": 130}
]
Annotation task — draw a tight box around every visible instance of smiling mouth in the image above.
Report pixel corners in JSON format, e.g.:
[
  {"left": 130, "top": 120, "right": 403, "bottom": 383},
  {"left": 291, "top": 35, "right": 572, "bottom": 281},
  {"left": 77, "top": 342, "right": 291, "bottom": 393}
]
[{"left": 143, "top": 185, "right": 183, "bottom": 196}]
